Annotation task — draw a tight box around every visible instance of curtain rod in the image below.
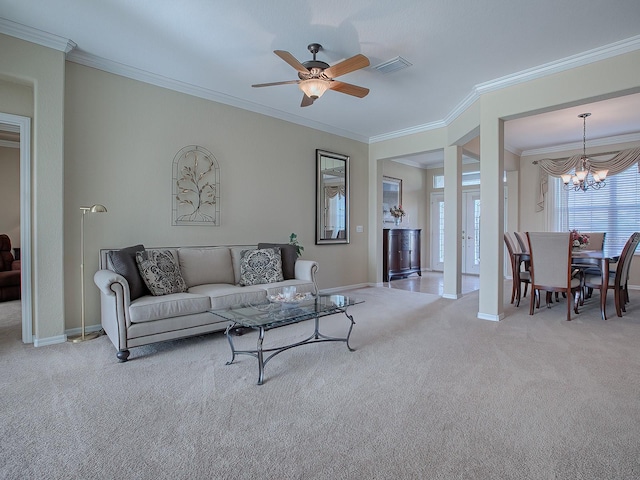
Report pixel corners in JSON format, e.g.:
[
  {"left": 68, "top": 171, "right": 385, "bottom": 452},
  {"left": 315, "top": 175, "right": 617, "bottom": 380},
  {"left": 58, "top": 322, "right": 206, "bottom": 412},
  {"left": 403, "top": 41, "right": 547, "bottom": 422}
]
[{"left": 532, "top": 150, "right": 621, "bottom": 164}]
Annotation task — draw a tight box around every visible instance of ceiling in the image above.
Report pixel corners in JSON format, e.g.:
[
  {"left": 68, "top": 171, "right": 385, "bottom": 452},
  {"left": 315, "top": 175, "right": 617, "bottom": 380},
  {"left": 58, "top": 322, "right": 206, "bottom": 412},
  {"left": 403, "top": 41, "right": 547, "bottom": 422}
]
[{"left": 1, "top": 0, "right": 640, "bottom": 166}]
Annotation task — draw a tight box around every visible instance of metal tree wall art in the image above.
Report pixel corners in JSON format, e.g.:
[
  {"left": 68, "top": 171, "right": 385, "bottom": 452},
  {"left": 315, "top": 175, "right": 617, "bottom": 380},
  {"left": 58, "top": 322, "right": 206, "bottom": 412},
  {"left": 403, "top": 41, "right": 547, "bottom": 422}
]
[{"left": 172, "top": 145, "right": 220, "bottom": 226}]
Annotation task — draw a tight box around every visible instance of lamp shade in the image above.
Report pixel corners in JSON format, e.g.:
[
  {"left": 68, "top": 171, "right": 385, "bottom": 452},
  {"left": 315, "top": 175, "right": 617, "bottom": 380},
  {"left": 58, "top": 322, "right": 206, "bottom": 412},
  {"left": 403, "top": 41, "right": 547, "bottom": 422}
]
[
  {"left": 89, "top": 204, "right": 107, "bottom": 213},
  {"left": 81, "top": 204, "right": 108, "bottom": 213},
  {"left": 299, "top": 79, "right": 329, "bottom": 99}
]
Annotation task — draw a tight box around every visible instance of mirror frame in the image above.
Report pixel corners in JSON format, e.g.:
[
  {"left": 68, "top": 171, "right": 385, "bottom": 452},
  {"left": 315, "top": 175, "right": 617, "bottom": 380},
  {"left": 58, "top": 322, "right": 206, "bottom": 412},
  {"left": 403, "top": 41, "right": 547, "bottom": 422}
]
[
  {"left": 316, "top": 149, "right": 350, "bottom": 245},
  {"left": 382, "top": 176, "right": 402, "bottom": 224}
]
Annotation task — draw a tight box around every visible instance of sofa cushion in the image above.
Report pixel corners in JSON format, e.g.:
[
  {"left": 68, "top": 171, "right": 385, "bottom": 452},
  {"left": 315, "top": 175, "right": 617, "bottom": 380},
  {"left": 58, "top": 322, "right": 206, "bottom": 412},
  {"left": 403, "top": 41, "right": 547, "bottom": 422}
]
[
  {"left": 136, "top": 249, "right": 187, "bottom": 296},
  {"left": 258, "top": 243, "right": 297, "bottom": 280},
  {"left": 189, "top": 283, "right": 269, "bottom": 310},
  {"left": 239, "top": 248, "right": 284, "bottom": 286},
  {"left": 108, "top": 244, "right": 149, "bottom": 300},
  {"left": 129, "top": 292, "right": 211, "bottom": 323},
  {"left": 178, "top": 247, "right": 235, "bottom": 287}
]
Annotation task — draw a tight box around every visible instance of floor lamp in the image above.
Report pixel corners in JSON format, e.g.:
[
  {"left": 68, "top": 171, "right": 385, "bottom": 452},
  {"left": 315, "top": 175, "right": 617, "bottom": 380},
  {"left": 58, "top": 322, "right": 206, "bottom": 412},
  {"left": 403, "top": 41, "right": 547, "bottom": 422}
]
[{"left": 69, "top": 204, "right": 107, "bottom": 343}]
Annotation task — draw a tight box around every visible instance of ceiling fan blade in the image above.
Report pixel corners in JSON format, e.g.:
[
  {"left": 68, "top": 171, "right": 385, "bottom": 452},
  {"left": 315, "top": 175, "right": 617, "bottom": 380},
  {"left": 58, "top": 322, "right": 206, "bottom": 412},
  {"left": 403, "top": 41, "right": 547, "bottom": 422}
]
[
  {"left": 251, "top": 80, "right": 300, "bottom": 88},
  {"left": 274, "top": 50, "right": 310, "bottom": 75},
  {"left": 323, "top": 54, "right": 369, "bottom": 79},
  {"left": 301, "top": 94, "right": 315, "bottom": 107},
  {"left": 328, "top": 81, "right": 369, "bottom": 98}
]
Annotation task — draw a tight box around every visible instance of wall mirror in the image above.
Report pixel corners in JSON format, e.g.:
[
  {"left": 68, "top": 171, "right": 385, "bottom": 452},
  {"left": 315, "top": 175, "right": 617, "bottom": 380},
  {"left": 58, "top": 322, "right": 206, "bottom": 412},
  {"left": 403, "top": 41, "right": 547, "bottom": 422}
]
[
  {"left": 316, "top": 149, "right": 349, "bottom": 244},
  {"left": 382, "top": 176, "right": 402, "bottom": 224}
]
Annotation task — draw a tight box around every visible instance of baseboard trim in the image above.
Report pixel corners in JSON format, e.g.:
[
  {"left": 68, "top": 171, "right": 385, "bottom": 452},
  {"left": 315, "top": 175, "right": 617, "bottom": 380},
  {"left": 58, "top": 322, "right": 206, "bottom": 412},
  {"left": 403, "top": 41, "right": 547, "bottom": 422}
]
[
  {"left": 320, "top": 283, "right": 371, "bottom": 293},
  {"left": 64, "top": 324, "right": 102, "bottom": 337},
  {"left": 34, "top": 324, "right": 102, "bottom": 347},
  {"left": 477, "top": 312, "right": 504, "bottom": 322},
  {"left": 33, "top": 334, "right": 67, "bottom": 347},
  {"left": 442, "top": 293, "right": 462, "bottom": 300}
]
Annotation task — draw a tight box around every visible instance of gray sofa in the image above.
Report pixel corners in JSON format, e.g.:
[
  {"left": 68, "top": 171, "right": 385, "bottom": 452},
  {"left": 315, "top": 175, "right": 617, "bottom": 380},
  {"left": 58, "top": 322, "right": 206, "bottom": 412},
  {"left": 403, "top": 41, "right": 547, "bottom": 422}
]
[{"left": 94, "top": 245, "right": 318, "bottom": 361}]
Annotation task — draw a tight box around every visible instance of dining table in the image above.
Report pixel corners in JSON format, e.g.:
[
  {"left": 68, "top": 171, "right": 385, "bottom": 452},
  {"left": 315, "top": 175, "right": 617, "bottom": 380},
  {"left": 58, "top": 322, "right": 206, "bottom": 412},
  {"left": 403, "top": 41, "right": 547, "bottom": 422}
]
[{"left": 572, "top": 248, "right": 620, "bottom": 320}]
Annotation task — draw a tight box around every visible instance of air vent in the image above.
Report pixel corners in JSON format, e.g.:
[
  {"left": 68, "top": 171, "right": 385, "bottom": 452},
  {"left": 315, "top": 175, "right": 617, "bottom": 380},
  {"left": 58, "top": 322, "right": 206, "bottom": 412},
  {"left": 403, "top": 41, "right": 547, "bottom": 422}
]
[{"left": 373, "top": 56, "right": 412, "bottom": 74}]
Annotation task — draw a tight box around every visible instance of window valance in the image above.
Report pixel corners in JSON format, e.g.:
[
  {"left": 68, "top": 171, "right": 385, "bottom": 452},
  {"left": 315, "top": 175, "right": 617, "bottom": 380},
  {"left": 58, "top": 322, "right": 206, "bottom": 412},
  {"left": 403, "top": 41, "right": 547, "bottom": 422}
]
[
  {"left": 324, "top": 185, "right": 346, "bottom": 198},
  {"left": 534, "top": 147, "right": 640, "bottom": 211}
]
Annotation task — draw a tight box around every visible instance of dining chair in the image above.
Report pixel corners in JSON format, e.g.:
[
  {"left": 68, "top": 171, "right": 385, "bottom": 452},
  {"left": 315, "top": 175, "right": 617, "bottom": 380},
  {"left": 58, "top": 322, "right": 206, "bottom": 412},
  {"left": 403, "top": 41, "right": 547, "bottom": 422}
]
[
  {"left": 572, "top": 232, "right": 606, "bottom": 300},
  {"left": 583, "top": 232, "right": 640, "bottom": 317},
  {"left": 526, "top": 232, "right": 582, "bottom": 321},
  {"left": 504, "top": 233, "right": 530, "bottom": 306},
  {"left": 513, "top": 231, "right": 531, "bottom": 272},
  {"left": 514, "top": 231, "right": 528, "bottom": 253}
]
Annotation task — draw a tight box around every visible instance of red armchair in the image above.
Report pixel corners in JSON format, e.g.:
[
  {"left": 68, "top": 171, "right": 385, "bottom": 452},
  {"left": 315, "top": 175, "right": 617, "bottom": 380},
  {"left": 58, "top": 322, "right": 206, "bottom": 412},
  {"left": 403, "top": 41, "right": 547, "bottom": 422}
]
[{"left": 0, "top": 234, "right": 21, "bottom": 302}]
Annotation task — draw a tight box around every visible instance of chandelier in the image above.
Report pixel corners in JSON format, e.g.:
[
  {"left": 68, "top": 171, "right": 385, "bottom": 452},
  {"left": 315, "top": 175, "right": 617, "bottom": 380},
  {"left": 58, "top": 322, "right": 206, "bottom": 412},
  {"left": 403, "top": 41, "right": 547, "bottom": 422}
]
[{"left": 561, "top": 113, "right": 608, "bottom": 191}]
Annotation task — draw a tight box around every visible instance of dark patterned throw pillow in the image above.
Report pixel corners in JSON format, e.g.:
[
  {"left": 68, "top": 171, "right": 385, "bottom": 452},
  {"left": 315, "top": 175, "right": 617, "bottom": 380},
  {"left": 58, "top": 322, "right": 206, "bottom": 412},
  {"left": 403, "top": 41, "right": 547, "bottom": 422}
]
[
  {"left": 239, "top": 248, "right": 284, "bottom": 286},
  {"left": 135, "top": 249, "right": 187, "bottom": 296}
]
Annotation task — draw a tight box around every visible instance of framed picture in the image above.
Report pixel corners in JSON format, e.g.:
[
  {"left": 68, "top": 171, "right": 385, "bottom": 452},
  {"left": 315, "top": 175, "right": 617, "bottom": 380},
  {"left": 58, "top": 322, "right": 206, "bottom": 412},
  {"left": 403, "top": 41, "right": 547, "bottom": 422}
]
[{"left": 382, "top": 176, "right": 402, "bottom": 224}]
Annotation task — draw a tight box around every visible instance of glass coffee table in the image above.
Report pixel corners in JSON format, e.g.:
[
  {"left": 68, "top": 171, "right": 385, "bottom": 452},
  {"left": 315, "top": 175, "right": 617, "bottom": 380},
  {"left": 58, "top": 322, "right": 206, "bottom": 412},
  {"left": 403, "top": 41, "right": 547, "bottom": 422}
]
[{"left": 211, "top": 294, "right": 362, "bottom": 385}]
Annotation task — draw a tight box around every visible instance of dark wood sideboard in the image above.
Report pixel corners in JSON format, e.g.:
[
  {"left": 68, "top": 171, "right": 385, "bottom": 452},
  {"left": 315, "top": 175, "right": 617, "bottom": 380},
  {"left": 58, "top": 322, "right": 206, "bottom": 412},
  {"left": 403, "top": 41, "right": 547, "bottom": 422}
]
[{"left": 382, "top": 228, "right": 421, "bottom": 282}]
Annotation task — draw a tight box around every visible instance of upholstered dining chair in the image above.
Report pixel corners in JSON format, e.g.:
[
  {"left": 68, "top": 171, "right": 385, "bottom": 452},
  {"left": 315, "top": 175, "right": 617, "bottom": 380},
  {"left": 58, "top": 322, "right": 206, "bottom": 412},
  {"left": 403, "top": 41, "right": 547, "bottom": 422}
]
[
  {"left": 504, "top": 233, "right": 530, "bottom": 307},
  {"left": 526, "top": 232, "right": 582, "bottom": 321},
  {"left": 513, "top": 231, "right": 531, "bottom": 271},
  {"left": 583, "top": 232, "right": 640, "bottom": 317},
  {"left": 573, "top": 232, "right": 606, "bottom": 300},
  {"left": 513, "top": 231, "right": 528, "bottom": 251}
]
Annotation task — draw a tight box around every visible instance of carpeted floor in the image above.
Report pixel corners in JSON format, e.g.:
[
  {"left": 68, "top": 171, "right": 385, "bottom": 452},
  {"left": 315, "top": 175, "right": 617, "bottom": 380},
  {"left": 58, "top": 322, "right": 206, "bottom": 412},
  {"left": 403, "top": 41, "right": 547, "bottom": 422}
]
[{"left": 1, "top": 286, "right": 640, "bottom": 479}]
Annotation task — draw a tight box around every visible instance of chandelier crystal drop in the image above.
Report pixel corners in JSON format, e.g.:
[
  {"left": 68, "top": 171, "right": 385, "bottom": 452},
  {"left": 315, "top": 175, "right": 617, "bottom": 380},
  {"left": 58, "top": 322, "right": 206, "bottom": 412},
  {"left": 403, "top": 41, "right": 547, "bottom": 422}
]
[{"left": 561, "top": 113, "right": 608, "bottom": 192}]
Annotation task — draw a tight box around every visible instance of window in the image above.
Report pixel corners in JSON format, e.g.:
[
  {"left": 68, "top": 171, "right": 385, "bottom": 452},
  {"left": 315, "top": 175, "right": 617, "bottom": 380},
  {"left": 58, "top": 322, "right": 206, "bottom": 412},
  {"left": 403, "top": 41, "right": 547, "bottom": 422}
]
[
  {"left": 433, "top": 171, "right": 506, "bottom": 189},
  {"left": 552, "top": 164, "right": 640, "bottom": 252}
]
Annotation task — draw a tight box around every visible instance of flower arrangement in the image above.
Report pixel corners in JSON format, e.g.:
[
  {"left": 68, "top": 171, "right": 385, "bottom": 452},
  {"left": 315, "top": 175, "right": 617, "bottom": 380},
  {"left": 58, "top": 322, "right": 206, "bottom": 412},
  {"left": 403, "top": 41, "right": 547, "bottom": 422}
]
[
  {"left": 390, "top": 205, "right": 406, "bottom": 219},
  {"left": 570, "top": 229, "right": 589, "bottom": 248}
]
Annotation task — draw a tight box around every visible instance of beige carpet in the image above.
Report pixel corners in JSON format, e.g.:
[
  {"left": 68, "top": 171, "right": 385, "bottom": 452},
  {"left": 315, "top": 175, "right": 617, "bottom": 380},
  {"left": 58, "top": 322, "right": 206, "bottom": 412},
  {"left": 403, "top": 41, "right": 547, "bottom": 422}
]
[{"left": 2, "top": 286, "right": 640, "bottom": 479}]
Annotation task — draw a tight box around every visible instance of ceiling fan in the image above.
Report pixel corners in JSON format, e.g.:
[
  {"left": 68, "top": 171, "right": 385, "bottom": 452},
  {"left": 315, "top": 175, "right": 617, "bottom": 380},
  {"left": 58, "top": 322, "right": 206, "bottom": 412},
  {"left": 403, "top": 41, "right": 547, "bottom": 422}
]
[{"left": 252, "top": 43, "right": 370, "bottom": 107}]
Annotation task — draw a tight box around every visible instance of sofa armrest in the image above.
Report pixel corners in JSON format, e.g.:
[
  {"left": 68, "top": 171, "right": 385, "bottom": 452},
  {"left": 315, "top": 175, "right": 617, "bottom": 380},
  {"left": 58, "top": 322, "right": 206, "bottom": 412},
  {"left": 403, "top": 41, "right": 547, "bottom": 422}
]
[
  {"left": 94, "top": 269, "right": 131, "bottom": 298},
  {"left": 94, "top": 269, "right": 132, "bottom": 353},
  {"left": 294, "top": 259, "right": 318, "bottom": 294}
]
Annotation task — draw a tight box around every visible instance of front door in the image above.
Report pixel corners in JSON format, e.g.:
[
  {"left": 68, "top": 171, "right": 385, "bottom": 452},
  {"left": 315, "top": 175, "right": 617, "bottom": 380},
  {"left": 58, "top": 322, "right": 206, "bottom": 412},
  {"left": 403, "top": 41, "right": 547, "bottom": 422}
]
[
  {"left": 462, "top": 191, "right": 481, "bottom": 275},
  {"left": 430, "top": 190, "right": 480, "bottom": 274}
]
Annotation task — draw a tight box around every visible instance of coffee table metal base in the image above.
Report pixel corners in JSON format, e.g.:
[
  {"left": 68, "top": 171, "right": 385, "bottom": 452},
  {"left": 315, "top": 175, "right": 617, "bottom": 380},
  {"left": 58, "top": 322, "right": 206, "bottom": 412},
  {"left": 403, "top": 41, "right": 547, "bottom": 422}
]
[{"left": 224, "top": 312, "right": 355, "bottom": 385}]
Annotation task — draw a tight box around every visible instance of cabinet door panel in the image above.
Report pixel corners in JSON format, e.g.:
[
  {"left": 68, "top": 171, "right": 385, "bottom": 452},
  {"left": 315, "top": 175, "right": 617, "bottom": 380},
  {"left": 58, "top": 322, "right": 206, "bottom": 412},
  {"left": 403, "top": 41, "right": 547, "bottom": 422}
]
[{"left": 383, "top": 228, "right": 421, "bottom": 281}]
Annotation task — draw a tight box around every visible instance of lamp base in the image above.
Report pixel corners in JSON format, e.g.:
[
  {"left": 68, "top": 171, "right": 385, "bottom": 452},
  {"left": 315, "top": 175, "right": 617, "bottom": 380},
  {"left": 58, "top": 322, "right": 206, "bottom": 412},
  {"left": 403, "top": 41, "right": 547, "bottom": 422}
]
[{"left": 68, "top": 331, "right": 100, "bottom": 343}]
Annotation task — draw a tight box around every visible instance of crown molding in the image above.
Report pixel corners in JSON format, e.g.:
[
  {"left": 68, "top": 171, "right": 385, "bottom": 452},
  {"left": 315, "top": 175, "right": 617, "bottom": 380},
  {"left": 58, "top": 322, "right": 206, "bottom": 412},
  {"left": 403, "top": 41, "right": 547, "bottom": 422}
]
[
  {"left": 66, "top": 50, "right": 369, "bottom": 144},
  {"left": 475, "top": 35, "right": 640, "bottom": 95},
  {"left": 373, "top": 35, "right": 640, "bottom": 144},
  {"left": 0, "top": 17, "right": 76, "bottom": 53},
  {"left": 369, "top": 119, "right": 447, "bottom": 144},
  {"left": 521, "top": 132, "right": 640, "bottom": 157}
]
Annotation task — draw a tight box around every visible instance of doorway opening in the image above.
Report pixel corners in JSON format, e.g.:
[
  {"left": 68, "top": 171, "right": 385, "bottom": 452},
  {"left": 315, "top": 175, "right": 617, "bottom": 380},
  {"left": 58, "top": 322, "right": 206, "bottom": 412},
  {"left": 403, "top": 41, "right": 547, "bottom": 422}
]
[{"left": 0, "top": 112, "right": 32, "bottom": 343}]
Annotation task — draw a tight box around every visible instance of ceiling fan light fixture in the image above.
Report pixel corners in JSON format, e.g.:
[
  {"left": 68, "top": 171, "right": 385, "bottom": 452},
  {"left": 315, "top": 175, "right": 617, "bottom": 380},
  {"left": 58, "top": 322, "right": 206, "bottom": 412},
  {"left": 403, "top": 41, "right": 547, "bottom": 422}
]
[{"left": 299, "top": 79, "right": 329, "bottom": 99}]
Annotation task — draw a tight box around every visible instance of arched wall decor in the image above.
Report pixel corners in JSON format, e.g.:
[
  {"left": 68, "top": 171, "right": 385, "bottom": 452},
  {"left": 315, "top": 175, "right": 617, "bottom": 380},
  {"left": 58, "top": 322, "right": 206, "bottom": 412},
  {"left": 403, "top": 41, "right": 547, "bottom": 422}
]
[{"left": 172, "top": 145, "right": 220, "bottom": 226}]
